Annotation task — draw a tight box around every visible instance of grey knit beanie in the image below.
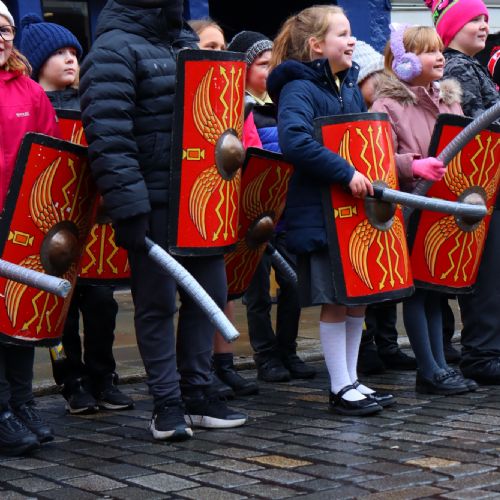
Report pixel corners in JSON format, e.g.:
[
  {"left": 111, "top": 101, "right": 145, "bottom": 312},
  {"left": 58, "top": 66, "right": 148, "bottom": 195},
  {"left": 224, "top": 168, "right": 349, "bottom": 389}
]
[
  {"left": 353, "top": 40, "right": 384, "bottom": 84},
  {"left": 227, "top": 31, "right": 273, "bottom": 65}
]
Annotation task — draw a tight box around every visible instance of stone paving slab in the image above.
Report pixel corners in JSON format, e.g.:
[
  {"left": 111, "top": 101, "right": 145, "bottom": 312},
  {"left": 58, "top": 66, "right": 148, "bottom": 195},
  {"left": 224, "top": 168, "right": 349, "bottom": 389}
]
[{"left": 3, "top": 361, "right": 500, "bottom": 498}]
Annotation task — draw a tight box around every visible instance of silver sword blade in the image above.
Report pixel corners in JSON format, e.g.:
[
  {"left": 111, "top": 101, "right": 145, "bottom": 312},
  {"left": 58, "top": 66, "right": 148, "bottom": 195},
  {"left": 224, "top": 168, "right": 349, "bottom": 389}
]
[
  {"left": 0, "top": 259, "right": 71, "bottom": 298},
  {"left": 145, "top": 238, "right": 239, "bottom": 343}
]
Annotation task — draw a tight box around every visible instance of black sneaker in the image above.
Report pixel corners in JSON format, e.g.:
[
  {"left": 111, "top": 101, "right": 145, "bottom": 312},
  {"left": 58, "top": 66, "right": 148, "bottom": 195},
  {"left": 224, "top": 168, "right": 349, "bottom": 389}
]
[
  {"left": 94, "top": 373, "right": 134, "bottom": 411},
  {"left": 281, "top": 353, "right": 316, "bottom": 379},
  {"left": 12, "top": 402, "right": 53, "bottom": 443},
  {"left": 0, "top": 408, "right": 39, "bottom": 456},
  {"left": 150, "top": 399, "right": 193, "bottom": 441},
  {"left": 63, "top": 378, "right": 98, "bottom": 415},
  {"left": 184, "top": 392, "right": 247, "bottom": 429}
]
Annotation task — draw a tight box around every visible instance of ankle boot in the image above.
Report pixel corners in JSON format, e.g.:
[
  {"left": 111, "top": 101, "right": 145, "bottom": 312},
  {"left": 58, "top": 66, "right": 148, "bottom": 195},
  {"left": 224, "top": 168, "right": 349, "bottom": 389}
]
[{"left": 213, "top": 353, "right": 259, "bottom": 396}]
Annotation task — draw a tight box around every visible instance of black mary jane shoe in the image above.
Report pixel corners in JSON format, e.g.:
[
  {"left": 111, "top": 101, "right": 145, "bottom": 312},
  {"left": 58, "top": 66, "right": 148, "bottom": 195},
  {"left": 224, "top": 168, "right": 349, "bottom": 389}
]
[
  {"left": 329, "top": 385, "right": 383, "bottom": 416},
  {"left": 353, "top": 380, "right": 396, "bottom": 408}
]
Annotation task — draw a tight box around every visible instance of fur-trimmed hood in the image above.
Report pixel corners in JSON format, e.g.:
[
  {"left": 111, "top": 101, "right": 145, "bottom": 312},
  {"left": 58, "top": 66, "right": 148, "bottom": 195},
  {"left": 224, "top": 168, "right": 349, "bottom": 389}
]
[{"left": 374, "top": 73, "right": 462, "bottom": 107}]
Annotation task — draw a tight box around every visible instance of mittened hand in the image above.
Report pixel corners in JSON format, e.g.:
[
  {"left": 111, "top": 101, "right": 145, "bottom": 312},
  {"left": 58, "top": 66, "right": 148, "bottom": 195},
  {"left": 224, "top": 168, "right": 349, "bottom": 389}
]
[
  {"left": 113, "top": 214, "right": 150, "bottom": 251},
  {"left": 411, "top": 157, "right": 446, "bottom": 181}
]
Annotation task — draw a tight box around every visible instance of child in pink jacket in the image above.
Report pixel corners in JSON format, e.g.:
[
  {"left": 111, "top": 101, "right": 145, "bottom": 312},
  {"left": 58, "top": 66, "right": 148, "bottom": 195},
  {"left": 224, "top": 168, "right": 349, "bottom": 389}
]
[
  {"left": 0, "top": 1, "right": 59, "bottom": 456},
  {"left": 371, "top": 24, "right": 475, "bottom": 396}
]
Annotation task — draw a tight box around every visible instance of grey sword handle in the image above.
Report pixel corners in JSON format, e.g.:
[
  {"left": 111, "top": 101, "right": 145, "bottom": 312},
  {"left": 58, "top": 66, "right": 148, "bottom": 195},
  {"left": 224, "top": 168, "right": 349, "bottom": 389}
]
[
  {"left": 372, "top": 185, "right": 487, "bottom": 218},
  {"left": 406, "top": 101, "right": 500, "bottom": 217},
  {"left": 266, "top": 243, "right": 298, "bottom": 284},
  {"left": 145, "top": 237, "right": 239, "bottom": 343},
  {"left": 0, "top": 259, "right": 71, "bottom": 298}
]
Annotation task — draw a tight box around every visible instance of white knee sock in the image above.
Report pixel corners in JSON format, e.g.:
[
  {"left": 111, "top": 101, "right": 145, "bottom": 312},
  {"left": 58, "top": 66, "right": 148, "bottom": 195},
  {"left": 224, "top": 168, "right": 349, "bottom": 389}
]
[
  {"left": 345, "top": 315, "right": 374, "bottom": 395},
  {"left": 320, "top": 321, "right": 364, "bottom": 401}
]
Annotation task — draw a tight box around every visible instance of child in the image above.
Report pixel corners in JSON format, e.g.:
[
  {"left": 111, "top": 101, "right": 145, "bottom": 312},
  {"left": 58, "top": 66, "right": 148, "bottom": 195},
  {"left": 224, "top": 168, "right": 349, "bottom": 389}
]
[
  {"left": 20, "top": 14, "right": 134, "bottom": 414},
  {"left": 228, "top": 30, "right": 316, "bottom": 383},
  {"left": 0, "top": 1, "right": 59, "bottom": 455},
  {"left": 267, "top": 5, "right": 392, "bottom": 416},
  {"left": 189, "top": 18, "right": 226, "bottom": 51},
  {"left": 352, "top": 40, "right": 417, "bottom": 376},
  {"left": 371, "top": 24, "right": 475, "bottom": 394},
  {"left": 80, "top": 0, "right": 247, "bottom": 441},
  {"left": 188, "top": 19, "right": 259, "bottom": 398},
  {"left": 426, "top": 0, "right": 500, "bottom": 384}
]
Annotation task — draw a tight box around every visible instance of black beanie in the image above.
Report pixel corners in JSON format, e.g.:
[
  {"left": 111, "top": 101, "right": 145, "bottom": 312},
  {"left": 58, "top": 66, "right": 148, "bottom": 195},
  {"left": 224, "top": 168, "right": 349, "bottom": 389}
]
[{"left": 227, "top": 31, "right": 273, "bottom": 65}]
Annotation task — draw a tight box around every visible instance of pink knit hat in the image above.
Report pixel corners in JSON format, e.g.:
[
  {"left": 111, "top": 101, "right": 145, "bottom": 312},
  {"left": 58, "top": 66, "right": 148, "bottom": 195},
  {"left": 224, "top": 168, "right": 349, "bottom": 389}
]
[{"left": 424, "top": 0, "right": 489, "bottom": 47}]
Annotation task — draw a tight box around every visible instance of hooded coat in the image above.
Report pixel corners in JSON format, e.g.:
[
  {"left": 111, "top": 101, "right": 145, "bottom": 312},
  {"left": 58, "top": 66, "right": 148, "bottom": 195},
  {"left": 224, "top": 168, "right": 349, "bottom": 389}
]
[
  {"left": 267, "top": 58, "right": 366, "bottom": 255},
  {"left": 371, "top": 74, "right": 463, "bottom": 192},
  {"left": 79, "top": 0, "right": 198, "bottom": 222}
]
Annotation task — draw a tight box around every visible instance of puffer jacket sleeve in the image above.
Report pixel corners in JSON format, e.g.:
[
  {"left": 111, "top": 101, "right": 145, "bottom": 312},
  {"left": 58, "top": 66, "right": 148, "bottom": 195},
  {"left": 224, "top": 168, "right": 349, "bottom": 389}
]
[
  {"left": 80, "top": 45, "right": 151, "bottom": 222},
  {"left": 277, "top": 80, "right": 355, "bottom": 186}
]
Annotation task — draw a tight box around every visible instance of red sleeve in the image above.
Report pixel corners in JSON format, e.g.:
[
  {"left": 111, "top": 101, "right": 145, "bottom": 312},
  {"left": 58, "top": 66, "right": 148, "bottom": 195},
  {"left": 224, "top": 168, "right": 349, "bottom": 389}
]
[{"left": 242, "top": 112, "right": 262, "bottom": 149}]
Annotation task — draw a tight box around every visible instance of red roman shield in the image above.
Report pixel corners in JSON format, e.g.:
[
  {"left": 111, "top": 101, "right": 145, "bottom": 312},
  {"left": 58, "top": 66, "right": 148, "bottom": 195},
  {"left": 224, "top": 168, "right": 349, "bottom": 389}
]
[
  {"left": 0, "top": 133, "right": 98, "bottom": 346},
  {"left": 55, "top": 109, "right": 130, "bottom": 284},
  {"left": 408, "top": 113, "right": 500, "bottom": 293},
  {"left": 315, "top": 113, "right": 414, "bottom": 305},
  {"left": 169, "top": 50, "right": 246, "bottom": 256},
  {"left": 225, "top": 148, "right": 293, "bottom": 299}
]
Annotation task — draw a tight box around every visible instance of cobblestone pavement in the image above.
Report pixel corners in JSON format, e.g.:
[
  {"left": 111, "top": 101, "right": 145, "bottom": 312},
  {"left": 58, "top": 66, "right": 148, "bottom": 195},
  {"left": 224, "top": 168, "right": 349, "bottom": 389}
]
[{"left": 3, "top": 360, "right": 500, "bottom": 499}]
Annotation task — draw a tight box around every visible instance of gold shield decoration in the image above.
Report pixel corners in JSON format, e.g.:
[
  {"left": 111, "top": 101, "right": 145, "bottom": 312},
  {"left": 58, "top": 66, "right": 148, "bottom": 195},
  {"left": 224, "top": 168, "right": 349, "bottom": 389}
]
[
  {"left": 0, "top": 133, "right": 98, "bottom": 346},
  {"left": 225, "top": 148, "right": 293, "bottom": 299},
  {"left": 169, "top": 50, "right": 246, "bottom": 256},
  {"left": 315, "top": 113, "right": 414, "bottom": 305},
  {"left": 408, "top": 113, "right": 500, "bottom": 292}
]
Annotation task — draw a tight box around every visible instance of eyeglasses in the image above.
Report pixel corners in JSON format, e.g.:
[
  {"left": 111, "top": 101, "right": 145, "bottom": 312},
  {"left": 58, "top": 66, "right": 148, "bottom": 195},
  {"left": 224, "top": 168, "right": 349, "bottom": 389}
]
[{"left": 0, "top": 25, "right": 16, "bottom": 41}]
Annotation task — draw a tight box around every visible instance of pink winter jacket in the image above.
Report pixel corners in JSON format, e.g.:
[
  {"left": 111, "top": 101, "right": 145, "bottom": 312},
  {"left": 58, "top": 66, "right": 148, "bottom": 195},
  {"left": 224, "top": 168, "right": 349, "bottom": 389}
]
[
  {"left": 371, "top": 74, "right": 462, "bottom": 192},
  {"left": 0, "top": 70, "right": 59, "bottom": 208}
]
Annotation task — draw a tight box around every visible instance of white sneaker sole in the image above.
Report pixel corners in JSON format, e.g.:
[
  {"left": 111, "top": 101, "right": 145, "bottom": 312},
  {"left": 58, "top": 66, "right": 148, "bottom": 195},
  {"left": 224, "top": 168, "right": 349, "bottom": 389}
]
[
  {"left": 149, "top": 420, "right": 193, "bottom": 441},
  {"left": 66, "top": 404, "right": 98, "bottom": 415},
  {"left": 97, "top": 401, "right": 134, "bottom": 411},
  {"left": 185, "top": 414, "right": 247, "bottom": 429}
]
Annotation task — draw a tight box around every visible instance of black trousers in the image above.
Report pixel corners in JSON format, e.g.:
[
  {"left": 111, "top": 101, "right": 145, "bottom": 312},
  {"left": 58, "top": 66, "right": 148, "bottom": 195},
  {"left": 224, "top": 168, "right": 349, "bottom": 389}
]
[
  {"left": 57, "top": 283, "right": 118, "bottom": 385},
  {"left": 244, "top": 232, "right": 300, "bottom": 362},
  {"left": 128, "top": 207, "right": 227, "bottom": 404},
  {"left": 458, "top": 210, "right": 500, "bottom": 368},
  {"left": 0, "top": 344, "right": 34, "bottom": 407},
  {"left": 360, "top": 302, "right": 399, "bottom": 355}
]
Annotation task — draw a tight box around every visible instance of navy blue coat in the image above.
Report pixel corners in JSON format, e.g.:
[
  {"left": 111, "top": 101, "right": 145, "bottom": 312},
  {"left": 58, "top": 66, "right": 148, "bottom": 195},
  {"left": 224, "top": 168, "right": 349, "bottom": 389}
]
[{"left": 267, "top": 58, "right": 366, "bottom": 254}]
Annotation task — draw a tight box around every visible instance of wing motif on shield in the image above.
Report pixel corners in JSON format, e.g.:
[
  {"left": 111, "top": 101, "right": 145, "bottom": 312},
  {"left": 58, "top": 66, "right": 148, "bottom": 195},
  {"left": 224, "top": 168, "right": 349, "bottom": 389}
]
[
  {"left": 193, "top": 65, "right": 243, "bottom": 144},
  {"left": 424, "top": 134, "right": 499, "bottom": 281},
  {"left": 188, "top": 64, "right": 244, "bottom": 242},
  {"left": 345, "top": 126, "right": 409, "bottom": 290},
  {"left": 4, "top": 156, "right": 87, "bottom": 332}
]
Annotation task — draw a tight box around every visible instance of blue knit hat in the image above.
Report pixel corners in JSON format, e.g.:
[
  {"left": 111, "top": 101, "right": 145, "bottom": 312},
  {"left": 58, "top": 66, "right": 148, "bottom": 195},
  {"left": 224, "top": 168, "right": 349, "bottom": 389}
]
[{"left": 20, "top": 13, "right": 82, "bottom": 80}]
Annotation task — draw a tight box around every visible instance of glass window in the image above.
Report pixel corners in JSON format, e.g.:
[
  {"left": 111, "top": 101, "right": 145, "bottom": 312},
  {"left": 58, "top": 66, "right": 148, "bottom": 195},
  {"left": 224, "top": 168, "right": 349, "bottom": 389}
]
[{"left": 42, "top": 1, "right": 90, "bottom": 56}]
